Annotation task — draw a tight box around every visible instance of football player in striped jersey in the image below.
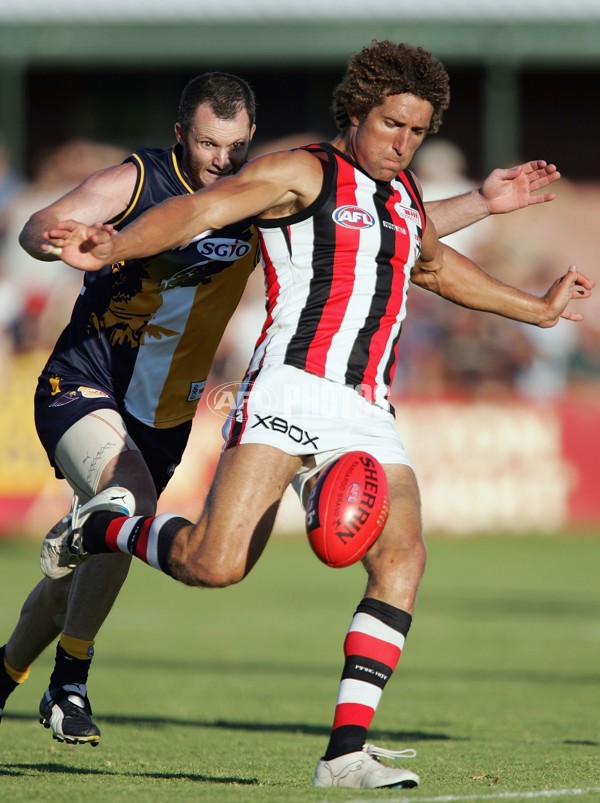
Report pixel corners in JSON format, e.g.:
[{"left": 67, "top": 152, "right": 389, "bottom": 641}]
[{"left": 38, "top": 41, "right": 593, "bottom": 787}]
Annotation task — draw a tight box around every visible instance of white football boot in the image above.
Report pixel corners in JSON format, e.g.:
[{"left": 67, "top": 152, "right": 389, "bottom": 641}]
[
  {"left": 313, "top": 743, "right": 419, "bottom": 789},
  {"left": 40, "top": 487, "right": 135, "bottom": 579}
]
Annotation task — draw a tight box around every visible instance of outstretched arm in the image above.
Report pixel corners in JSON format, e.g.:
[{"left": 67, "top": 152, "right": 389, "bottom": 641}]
[
  {"left": 425, "top": 160, "right": 560, "bottom": 238},
  {"left": 412, "top": 219, "right": 594, "bottom": 328},
  {"left": 19, "top": 162, "right": 137, "bottom": 262},
  {"left": 42, "top": 149, "right": 320, "bottom": 271},
  {"left": 42, "top": 180, "right": 276, "bottom": 272}
]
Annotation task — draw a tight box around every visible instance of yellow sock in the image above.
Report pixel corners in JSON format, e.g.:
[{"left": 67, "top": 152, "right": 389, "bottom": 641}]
[
  {"left": 60, "top": 634, "right": 95, "bottom": 661},
  {"left": 4, "top": 655, "right": 31, "bottom": 684}
]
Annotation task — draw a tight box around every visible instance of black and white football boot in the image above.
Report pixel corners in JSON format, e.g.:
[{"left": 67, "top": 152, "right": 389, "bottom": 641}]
[{"left": 39, "top": 684, "right": 101, "bottom": 746}]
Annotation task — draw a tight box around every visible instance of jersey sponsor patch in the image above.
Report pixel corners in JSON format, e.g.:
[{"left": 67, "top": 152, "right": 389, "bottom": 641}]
[
  {"left": 195, "top": 237, "right": 253, "bottom": 263},
  {"left": 393, "top": 203, "right": 421, "bottom": 224},
  {"left": 332, "top": 205, "right": 376, "bottom": 229},
  {"left": 383, "top": 220, "right": 407, "bottom": 234},
  {"left": 187, "top": 380, "right": 206, "bottom": 403},
  {"left": 161, "top": 237, "right": 252, "bottom": 290},
  {"left": 77, "top": 386, "right": 110, "bottom": 399}
]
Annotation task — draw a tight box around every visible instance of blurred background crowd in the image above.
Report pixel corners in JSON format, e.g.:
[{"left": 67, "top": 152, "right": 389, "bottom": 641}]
[
  {"left": 1, "top": 0, "right": 598, "bottom": 532},
  {"left": 2, "top": 133, "right": 599, "bottom": 407}
]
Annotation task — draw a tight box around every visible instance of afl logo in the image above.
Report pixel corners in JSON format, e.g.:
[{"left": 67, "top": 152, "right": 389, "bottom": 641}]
[
  {"left": 333, "top": 205, "right": 375, "bottom": 229},
  {"left": 346, "top": 482, "right": 362, "bottom": 504}
]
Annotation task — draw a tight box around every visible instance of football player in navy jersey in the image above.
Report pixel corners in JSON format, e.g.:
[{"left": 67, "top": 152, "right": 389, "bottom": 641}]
[
  {"left": 0, "top": 72, "right": 259, "bottom": 745},
  {"left": 37, "top": 41, "right": 593, "bottom": 787},
  {"left": 3, "top": 46, "right": 575, "bottom": 765}
]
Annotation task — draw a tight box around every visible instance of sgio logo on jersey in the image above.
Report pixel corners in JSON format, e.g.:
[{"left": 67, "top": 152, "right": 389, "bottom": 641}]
[
  {"left": 196, "top": 238, "right": 252, "bottom": 262},
  {"left": 332, "top": 205, "right": 375, "bottom": 229}
]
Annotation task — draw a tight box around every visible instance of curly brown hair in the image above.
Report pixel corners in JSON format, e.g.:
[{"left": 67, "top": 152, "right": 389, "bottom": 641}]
[{"left": 332, "top": 40, "right": 450, "bottom": 133}]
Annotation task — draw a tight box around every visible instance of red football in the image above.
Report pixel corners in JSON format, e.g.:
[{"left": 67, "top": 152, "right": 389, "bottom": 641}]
[{"left": 305, "top": 451, "right": 390, "bottom": 568}]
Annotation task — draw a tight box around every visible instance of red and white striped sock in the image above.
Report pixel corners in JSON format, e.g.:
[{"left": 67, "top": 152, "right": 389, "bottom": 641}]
[
  {"left": 323, "top": 597, "right": 412, "bottom": 760},
  {"left": 83, "top": 512, "right": 190, "bottom": 575}
]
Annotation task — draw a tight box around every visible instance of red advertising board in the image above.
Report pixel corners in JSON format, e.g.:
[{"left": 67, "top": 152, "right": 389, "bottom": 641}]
[{"left": 1, "top": 382, "right": 599, "bottom": 536}]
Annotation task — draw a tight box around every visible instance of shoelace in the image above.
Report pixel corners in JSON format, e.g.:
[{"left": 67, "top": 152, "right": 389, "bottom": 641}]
[
  {"left": 364, "top": 744, "right": 417, "bottom": 760},
  {"left": 69, "top": 494, "right": 81, "bottom": 532},
  {"left": 66, "top": 494, "right": 87, "bottom": 558}
]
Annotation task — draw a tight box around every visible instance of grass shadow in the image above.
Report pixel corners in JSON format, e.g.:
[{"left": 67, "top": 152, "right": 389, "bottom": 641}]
[
  {"left": 2, "top": 711, "right": 454, "bottom": 742},
  {"left": 0, "top": 762, "right": 258, "bottom": 784}
]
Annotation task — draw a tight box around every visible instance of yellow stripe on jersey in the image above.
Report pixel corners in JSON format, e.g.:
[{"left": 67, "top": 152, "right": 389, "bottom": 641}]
[
  {"left": 152, "top": 233, "right": 257, "bottom": 427},
  {"left": 111, "top": 153, "right": 146, "bottom": 227},
  {"left": 171, "top": 148, "right": 195, "bottom": 193}
]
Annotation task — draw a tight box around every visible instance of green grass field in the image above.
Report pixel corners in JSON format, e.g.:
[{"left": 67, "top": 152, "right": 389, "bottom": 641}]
[{"left": 1, "top": 532, "right": 599, "bottom": 802}]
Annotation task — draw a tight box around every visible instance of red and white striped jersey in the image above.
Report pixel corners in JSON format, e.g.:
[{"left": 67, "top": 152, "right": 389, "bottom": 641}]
[{"left": 248, "top": 143, "right": 426, "bottom": 413}]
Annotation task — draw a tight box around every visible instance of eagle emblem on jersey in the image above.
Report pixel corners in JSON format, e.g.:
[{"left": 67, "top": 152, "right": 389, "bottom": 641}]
[
  {"left": 86, "top": 225, "right": 256, "bottom": 350},
  {"left": 88, "top": 265, "right": 177, "bottom": 349}
]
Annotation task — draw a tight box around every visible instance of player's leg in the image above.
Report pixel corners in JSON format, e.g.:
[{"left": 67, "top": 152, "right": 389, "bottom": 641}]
[
  {"left": 1, "top": 401, "right": 135, "bottom": 727},
  {"left": 1, "top": 408, "right": 144, "bottom": 734},
  {"left": 362, "top": 463, "right": 426, "bottom": 611},
  {"left": 38, "top": 409, "right": 157, "bottom": 745},
  {"left": 313, "top": 463, "right": 426, "bottom": 789},
  {"left": 39, "top": 460, "right": 155, "bottom": 743},
  {"left": 170, "top": 443, "right": 302, "bottom": 586},
  {"left": 0, "top": 575, "right": 71, "bottom": 723},
  {"left": 40, "top": 364, "right": 308, "bottom": 584},
  {"left": 75, "top": 442, "right": 302, "bottom": 587}
]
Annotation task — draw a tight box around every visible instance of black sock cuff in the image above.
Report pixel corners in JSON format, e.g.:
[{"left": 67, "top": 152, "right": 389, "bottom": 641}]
[
  {"left": 49, "top": 644, "right": 91, "bottom": 689},
  {"left": 156, "top": 516, "right": 190, "bottom": 575},
  {"left": 83, "top": 511, "right": 122, "bottom": 553},
  {"left": 324, "top": 724, "right": 367, "bottom": 761},
  {"left": 355, "top": 597, "right": 412, "bottom": 637}
]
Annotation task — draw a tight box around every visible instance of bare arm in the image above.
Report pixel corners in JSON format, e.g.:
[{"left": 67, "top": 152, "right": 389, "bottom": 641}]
[
  {"left": 412, "top": 217, "right": 594, "bottom": 327},
  {"left": 425, "top": 160, "right": 560, "bottom": 238},
  {"left": 19, "top": 162, "right": 138, "bottom": 261},
  {"left": 42, "top": 150, "right": 322, "bottom": 271}
]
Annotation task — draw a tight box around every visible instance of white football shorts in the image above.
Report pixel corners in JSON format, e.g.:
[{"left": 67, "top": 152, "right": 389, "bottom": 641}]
[{"left": 221, "top": 364, "right": 412, "bottom": 507}]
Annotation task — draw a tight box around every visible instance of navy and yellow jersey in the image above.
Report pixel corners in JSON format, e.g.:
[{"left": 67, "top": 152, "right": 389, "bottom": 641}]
[{"left": 41, "top": 145, "right": 259, "bottom": 429}]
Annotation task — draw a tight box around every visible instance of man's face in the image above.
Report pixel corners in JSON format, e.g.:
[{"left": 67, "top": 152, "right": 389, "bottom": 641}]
[
  {"left": 350, "top": 92, "right": 433, "bottom": 182},
  {"left": 175, "top": 102, "right": 256, "bottom": 190}
]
